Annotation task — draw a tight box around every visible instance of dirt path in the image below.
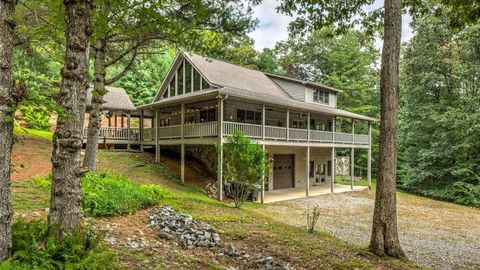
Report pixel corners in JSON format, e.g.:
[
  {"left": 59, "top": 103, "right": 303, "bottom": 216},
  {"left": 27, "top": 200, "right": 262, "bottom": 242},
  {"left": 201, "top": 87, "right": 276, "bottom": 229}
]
[{"left": 265, "top": 190, "right": 480, "bottom": 270}]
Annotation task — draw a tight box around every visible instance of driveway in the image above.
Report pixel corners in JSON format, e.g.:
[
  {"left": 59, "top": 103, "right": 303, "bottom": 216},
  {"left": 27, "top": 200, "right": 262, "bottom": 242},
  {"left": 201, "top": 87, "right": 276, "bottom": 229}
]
[{"left": 264, "top": 189, "right": 480, "bottom": 270}]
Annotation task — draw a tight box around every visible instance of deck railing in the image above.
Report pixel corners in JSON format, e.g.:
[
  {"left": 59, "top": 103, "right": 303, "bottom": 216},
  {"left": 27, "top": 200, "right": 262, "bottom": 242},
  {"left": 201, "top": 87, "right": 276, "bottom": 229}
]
[
  {"left": 143, "top": 128, "right": 155, "bottom": 141},
  {"left": 184, "top": 122, "right": 218, "bottom": 137},
  {"left": 148, "top": 121, "right": 369, "bottom": 146},
  {"left": 83, "top": 127, "right": 141, "bottom": 142}
]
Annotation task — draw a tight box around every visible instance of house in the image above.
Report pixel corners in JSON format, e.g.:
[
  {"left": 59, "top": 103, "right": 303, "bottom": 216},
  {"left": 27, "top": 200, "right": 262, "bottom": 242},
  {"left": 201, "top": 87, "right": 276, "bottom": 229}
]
[{"left": 133, "top": 52, "right": 375, "bottom": 203}]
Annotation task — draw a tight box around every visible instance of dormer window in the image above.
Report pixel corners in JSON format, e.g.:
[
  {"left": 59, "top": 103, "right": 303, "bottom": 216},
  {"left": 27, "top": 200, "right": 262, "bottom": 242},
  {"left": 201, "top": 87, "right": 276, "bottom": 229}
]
[{"left": 313, "top": 90, "right": 329, "bottom": 104}]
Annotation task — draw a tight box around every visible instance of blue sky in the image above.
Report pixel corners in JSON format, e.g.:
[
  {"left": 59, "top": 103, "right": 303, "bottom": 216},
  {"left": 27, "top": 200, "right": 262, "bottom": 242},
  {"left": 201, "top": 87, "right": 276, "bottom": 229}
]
[{"left": 247, "top": 0, "right": 414, "bottom": 50}]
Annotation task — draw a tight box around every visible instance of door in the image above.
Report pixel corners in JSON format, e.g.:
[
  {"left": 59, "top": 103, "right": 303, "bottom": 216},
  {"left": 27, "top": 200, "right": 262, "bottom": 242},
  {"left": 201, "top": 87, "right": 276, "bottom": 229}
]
[{"left": 273, "top": 154, "right": 294, "bottom": 189}]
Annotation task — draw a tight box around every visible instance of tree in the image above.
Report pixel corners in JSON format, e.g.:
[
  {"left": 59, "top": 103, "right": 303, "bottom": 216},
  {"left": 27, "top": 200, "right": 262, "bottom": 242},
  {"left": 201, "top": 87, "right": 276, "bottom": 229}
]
[
  {"left": 218, "top": 130, "right": 268, "bottom": 208},
  {"left": 399, "top": 11, "right": 480, "bottom": 207},
  {"left": 49, "top": 0, "right": 93, "bottom": 239},
  {"left": 83, "top": 0, "right": 258, "bottom": 171},
  {"left": 0, "top": 0, "right": 25, "bottom": 262},
  {"left": 277, "top": 0, "right": 404, "bottom": 257}
]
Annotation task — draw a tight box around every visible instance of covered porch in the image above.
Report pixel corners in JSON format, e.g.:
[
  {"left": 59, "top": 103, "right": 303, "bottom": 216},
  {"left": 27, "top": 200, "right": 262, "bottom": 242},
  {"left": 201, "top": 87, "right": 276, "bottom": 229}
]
[{"left": 260, "top": 184, "right": 368, "bottom": 203}]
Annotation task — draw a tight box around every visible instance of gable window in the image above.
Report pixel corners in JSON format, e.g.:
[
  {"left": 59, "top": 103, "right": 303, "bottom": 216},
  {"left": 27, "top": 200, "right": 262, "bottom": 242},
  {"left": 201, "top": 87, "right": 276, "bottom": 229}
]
[
  {"left": 177, "top": 62, "right": 184, "bottom": 95},
  {"left": 313, "top": 90, "right": 329, "bottom": 104},
  {"left": 201, "top": 76, "right": 210, "bottom": 90},
  {"left": 169, "top": 75, "right": 175, "bottom": 97},
  {"left": 237, "top": 109, "right": 262, "bottom": 125},
  {"left": 185, "top": 61, "right": 192, "bottom": 93}
]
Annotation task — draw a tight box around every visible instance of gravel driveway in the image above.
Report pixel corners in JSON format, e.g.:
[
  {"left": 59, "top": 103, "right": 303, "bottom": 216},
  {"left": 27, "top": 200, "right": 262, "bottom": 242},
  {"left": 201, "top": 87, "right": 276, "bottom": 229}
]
[{"left": 265, "top": 190, "right": 480, "bottom": 270}]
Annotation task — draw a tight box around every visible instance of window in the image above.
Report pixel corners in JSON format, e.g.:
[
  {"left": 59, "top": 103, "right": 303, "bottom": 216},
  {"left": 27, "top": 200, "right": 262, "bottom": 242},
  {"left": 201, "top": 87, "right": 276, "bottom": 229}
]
[
  {"left": 309, "top": 161, "right": 315, "bottom": 177},
  {"left": 163, "top": 89, "right": 168, "bottom": 98},
  {"left": 292, "top": 120, "right": 305, "bottom": 129},
  {"left": 236, "top": 109, "right": 262, "bottom": 125},
  {"left": 177, "top": 62, "right": 184, "bottom": 95},
  {"left": 169, "top": 76, "right": 175, "bottom": 97},
  {"left": 193, "top": 69, "right": 201, "bottom": 91},
  {"left": 185, "top": 62, "right": 192, "bottom": 93},
  {"left": 201, "top": 76, "right": 210, "bottom": 90},
  {"left": 313, "top": 90, "right": 329, "bottom": 104},
  {"left": 200, "top": 108, "right": 216, "bottom": 122}
]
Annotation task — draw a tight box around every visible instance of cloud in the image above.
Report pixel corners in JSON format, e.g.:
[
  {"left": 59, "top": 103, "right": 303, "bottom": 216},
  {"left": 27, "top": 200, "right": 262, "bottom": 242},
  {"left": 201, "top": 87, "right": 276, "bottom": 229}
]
[
  {"left": 247, "top": 0, "right": 414, "bottom": 51},
  {"left": 247, "top": 0, "right": 294, "bottom": 50}
]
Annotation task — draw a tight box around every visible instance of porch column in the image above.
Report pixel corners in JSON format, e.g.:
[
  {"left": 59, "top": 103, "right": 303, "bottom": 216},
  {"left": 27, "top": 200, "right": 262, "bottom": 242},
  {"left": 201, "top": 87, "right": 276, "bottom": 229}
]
[
  {"left": 155, "top": 109, "right": 160, "bottom": 163},
  {"left": 121, "top": 114, "right": 124, "bottom": 128},
  {"left": 181, "top": 144, "right": 185, "bottom": 183},
  {"left": 307, "top": 112, "right": 310, "bottom": 142},
  {"left": 351, "top": 119, "right": 355, "bottom": 190},
  {"left": 114, "top": 113, "right": 117, "bottom": 128},
  {"left": 331, "top": 147, "right": 335, "bottom": 193},
  {"left": 332, "top": 116, "right": 336, "bottom": 143},
  {"left": 181, "top": 103, "right": 185, "bottom": 138},
  {"left": 306, "top": 146, "right": 310, "bottom": 197},
  {"left": 140, "top": 110, "right": 144, "bottom": 151},
  {"left": 108, "top": 113, "right": 111, "bottom": 127},
  {"left": 286, "top": 108, "right": 290, "bottom": 141},
  {"left": 217, "top": 97, "right": 224, "bottom": 201},
  {"left": 262, "top": 104, "right": 266, "bottom": 140},
  {"left": 367, "top": 121, "right": 372, "bottom": 189},
  {"left": 127, "top": 112, "right": 131, "bottom": 150},
  {"left": 261, "top": 144, "right": 266, "bottom": 203}
]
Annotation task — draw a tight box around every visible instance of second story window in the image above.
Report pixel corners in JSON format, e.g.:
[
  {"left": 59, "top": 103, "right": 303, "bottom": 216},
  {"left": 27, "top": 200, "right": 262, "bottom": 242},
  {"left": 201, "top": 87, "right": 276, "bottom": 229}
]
[
  {"left": 237, "top": 109, "right": 262, "bottom": 125},
  {"left": 313, "top": 90, "right": 329, "bottom": 104}
]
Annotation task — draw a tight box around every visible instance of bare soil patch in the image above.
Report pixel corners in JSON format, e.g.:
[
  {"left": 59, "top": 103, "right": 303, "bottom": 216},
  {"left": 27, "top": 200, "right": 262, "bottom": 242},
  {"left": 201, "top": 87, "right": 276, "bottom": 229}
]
[{"left": 12, "top": 134, "right": 52, "bottom": 181}]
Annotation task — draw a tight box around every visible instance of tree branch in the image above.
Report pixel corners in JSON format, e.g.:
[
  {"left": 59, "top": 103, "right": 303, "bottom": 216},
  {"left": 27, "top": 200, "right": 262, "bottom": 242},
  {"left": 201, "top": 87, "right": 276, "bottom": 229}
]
[{"left": 105, "top": 48, "right": 139, "bottom": 85}]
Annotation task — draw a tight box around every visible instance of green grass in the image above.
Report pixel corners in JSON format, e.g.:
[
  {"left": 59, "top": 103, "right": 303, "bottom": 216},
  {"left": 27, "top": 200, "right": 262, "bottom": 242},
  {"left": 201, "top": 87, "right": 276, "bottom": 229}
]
[
  {"left": 14, "top": 126, "right": 53, "bottom": 140},
  {"left": 336, "top": 175, "right": 377, "bottom": 189}
]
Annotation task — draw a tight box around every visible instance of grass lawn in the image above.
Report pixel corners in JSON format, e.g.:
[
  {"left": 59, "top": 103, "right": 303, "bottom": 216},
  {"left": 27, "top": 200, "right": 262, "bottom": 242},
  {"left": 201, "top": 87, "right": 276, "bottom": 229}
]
[
  {"left": 14, "top": 126, "right": 53, "bottom": 141},
  {"left": 11, "top": 131, "right": 421, "bottom": 269}
]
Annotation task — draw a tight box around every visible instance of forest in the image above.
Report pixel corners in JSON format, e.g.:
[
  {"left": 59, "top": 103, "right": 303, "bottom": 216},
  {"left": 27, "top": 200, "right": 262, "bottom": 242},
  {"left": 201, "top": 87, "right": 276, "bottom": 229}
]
[{"left": 0, "top": 0, "right": 479, "bottom": 269}]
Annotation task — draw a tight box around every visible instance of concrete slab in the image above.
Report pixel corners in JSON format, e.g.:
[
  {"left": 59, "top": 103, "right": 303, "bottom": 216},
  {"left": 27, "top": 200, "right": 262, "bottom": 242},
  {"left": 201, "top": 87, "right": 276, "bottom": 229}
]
[{"left": 261, "top": 184, "right": 368, "bottom": 203}]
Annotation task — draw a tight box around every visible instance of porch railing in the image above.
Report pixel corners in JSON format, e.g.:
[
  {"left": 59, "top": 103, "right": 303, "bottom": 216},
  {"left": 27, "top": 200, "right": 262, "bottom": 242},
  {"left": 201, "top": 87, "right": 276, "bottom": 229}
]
[
  {"left": 149, "top": 121, "right": 370, "bottom": 146},
  {"left": 184, "top": 122, "right": 218, "bottom": 137},
  {"left": 82, "top": 127, "right": 141, "bottom": 141}
]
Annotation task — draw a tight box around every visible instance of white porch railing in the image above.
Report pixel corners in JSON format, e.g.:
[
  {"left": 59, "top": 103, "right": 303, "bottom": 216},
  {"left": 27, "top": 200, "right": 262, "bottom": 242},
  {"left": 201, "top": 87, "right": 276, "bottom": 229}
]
[
  {"left": 184, "top": 122, "right": 218, "bottom": 137},
  {"left": 82, "top": 127, "right": 141, "bottom": 141},
  {"left": 223, "top": 122, "right": 262, "bottom": 138},
  {"left": 309, "top": 130, "right": 333, "bottom": 142},
  {"left": 141, "top": 121, "right": 369, "bottom": 146},
  {"left": 143, "top": 128, "right": 155, "bottom": 141},
  {"left": 265, "top": 126, "right": 287, "bottom": 140},
  {"left": 289, "top": 128, "right": 308, "bottom": 141},
  {"left": 157, "top": 125, "right": 182, "bottom": 139}
]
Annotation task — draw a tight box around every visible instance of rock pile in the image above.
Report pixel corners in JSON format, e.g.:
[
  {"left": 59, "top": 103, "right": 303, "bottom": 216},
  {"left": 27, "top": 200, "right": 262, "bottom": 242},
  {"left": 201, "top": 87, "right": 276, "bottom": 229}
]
[
  {"left": 148, "top": 206, "right": 221, "bottom": 249},
  {"left": 219, "top": 245, "right": 293, "bottom": 270},
  {"left": 204, "top": 182, "right": 218, "bottom": 198}
]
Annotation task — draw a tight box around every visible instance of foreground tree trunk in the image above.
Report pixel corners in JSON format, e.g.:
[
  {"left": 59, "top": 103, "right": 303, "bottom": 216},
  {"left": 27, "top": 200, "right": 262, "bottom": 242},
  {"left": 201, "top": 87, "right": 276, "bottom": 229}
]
[
  {"left": 49, "top": 0, "right": 93, "bottom": 239},
  {"left": 369, "top": 0, "right": 405, "bottom": 258},
  {"left": 83, "top": 40, "right": 107, "bottom": 171},
  {"left": 0, "top": 0, "right": 22, "bottom": 262}
]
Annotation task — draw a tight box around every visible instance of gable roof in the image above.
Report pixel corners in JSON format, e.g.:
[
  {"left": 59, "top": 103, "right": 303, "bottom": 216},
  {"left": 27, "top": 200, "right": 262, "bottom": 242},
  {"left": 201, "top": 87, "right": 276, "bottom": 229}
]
[
  {"left": 184, "top": 52, "right": 291, "bottom": 98},
  {"left": 87, "top": 86, "right": 136, "bottom": 111}
]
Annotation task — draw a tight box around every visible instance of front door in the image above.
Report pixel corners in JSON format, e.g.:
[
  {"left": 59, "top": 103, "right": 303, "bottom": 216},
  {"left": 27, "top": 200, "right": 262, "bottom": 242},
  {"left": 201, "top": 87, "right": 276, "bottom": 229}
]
[{"left": 273, "top": 154, "right": 294, "bottom": 189}]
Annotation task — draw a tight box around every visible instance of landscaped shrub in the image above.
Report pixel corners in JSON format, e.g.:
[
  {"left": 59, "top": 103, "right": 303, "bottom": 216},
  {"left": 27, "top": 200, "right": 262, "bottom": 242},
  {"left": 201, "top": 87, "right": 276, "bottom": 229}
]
[
  {"left": 31, "top": 172, "right": 171, "bottom": 217},
  {"left": 19, "top": 105, "right": 51, "bottom": 131},
  {"left": 0, "top": 219, "right": 119, "bottom": 270}
]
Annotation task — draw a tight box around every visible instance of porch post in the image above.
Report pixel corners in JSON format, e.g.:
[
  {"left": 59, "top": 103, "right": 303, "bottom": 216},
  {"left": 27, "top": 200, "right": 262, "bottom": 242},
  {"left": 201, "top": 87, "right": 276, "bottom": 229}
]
[
  {"left": 331, "top": 147, "right": 335, "bottom": 193},
  {"left": 332, "top": 116, "right": 336, "bottom": 143},
  {"left": 262, "top": 104, "right": 266, "bottom": 140},
  {"left": 127, "top": 112, "right": 131, "bottom": 150},
  {"left": 114, "top": 113, "right": 117, "bottom": 128},
  {"left": 217, "top": 97, "right": 224, "bottom": 201},
  {"left": 306, "top": 146, "right": 310, "bottom": 197},
  {"left": 181, "top": 103, "right": 185, "bottom": 138},
  {"left": 307, "top": 112, "right": 310, "bottom": 142},
  {"left": 140, "top": 110, "right": 144, "bottom": 151},
  {"left": 286, "top": 108, "right": 290, "bottom": 141},
  {"left": 121, "top": 114, "right": 124, "bottom": 128},
  {"left": 261, "top": 144, "right": 266, "bottom": 203},
  {"left": 181, "top": 144, "right": 185, "bottom": 183},
  {"left": 155, "top": 109, "right": 160, "bottom": 163},
  {"left": 351, "top": 119, "right": 355, "bottom": 190},
  {"left": 367, "top": 121, "right": 372, "bottom": 189}
]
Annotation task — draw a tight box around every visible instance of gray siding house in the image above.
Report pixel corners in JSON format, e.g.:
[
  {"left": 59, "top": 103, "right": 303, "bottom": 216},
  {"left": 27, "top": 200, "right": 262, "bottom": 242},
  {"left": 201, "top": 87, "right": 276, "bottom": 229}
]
[{"left": 133, "top": 52, "right": 375, "bottom": 203}]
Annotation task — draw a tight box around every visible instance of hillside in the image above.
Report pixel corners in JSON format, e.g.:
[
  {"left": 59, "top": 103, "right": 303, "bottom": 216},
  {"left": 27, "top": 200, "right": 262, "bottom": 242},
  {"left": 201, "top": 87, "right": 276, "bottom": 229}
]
[{"left": 9, "top": 131, "right": 423, "bottom": 269}]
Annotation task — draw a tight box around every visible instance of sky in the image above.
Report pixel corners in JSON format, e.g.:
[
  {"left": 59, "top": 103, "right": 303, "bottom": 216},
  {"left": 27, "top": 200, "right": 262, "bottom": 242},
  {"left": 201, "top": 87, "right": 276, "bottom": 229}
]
[{"left": 247, "top": 0, "right": 414, "bottom": 51}]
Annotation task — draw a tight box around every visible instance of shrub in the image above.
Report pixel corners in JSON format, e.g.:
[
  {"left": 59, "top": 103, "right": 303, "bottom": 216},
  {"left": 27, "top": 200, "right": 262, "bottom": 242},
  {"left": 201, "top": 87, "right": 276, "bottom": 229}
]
[
  {"left": 0, "top": 219, "right": 119, "bottom": 270},
  {"left": 31, "top": 172, "right": 171, "bottom": 217},
  {"left": 218, "top": 130, "right": 268, "bottom": 208},
  {"left": 19, "top": 105, "right": 51, "bottom": 131},
  {"left": 306, "top": 205, "right": 321, "bottom": 233}
]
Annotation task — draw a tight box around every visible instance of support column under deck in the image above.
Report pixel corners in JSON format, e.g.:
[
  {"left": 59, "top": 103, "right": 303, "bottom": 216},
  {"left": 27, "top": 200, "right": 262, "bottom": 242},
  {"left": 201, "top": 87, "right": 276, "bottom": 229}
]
[
  {"left": 351, "top": 119, "right": 355, "bottom": 189},
  {"left": 261, "top": 144, "right": 265, "bottom": 203},
  {"left": 155, "top": 109, "right": 160, "bottom": 163},
  {"left": 181, "top": 144, "right": 185, "bottom": 183},
  {"left": 127, "top": 113, "right": 131, "bottom": 150},
  {"left": 367, "top": 122, "right": 372, "bottom": 189},
  {"left": 217, "top": 97, "right": 224, "bottom": 201},
  {"left": 331, "top": 147, "right": 335, "bottom": 193},
  {"left": 306, "top": 146, "right": 310, "bottom": 197}
]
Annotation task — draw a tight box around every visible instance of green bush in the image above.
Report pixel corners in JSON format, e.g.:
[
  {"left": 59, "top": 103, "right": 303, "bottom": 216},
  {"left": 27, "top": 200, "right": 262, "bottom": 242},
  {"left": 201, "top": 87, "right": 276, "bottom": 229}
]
[
  {"left": 82, "top": 172, "right": 170, "bottom": 217},
  {"left": 0, "top": 219, "right": 119, "bottom": 270},
  {"left": 19, "top": 105, "right": 51, "bottom": 131},
  {"left": 32, "top": 172, "right": 171, "bottom": 217}
]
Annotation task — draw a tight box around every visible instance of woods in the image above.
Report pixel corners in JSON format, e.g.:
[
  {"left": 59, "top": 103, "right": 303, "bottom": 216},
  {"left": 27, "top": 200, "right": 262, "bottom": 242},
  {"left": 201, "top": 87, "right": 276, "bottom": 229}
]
[{"left": 0, "top": 0, "right": 479, "bottom": 268}]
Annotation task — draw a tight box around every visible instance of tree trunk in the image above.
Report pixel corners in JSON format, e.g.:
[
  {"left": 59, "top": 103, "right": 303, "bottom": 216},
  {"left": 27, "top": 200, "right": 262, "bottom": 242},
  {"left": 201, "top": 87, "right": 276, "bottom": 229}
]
[
  {"left": 49, "top": 0, "right": 93, "bottom": 239},
  {"left": 83, "top": 40, "right": 107, "bottom": 172},
  {"left": 369, "top": 0, "right": 405, "bottom": 258},
  {"left": 0, "top": 0, "right": 20, "bottom": 262}
]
